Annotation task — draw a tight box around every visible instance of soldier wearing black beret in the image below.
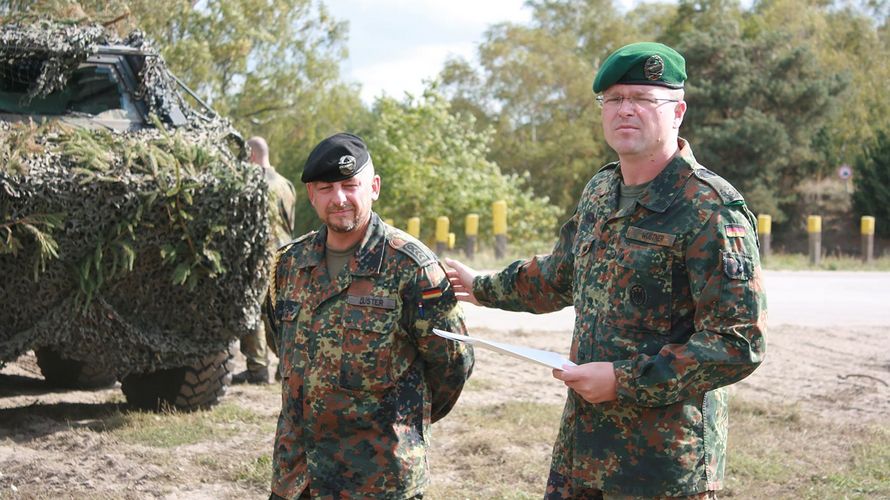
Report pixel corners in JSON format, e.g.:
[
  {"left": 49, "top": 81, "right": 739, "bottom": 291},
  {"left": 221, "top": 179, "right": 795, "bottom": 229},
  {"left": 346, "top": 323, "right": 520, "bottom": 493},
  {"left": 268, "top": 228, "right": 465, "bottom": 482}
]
[
  {"left": 446, "top": 42, "right": 766, "bottom": 498},
  {"left": 266, "top": 132, "right": 474, "bottom": 499}
]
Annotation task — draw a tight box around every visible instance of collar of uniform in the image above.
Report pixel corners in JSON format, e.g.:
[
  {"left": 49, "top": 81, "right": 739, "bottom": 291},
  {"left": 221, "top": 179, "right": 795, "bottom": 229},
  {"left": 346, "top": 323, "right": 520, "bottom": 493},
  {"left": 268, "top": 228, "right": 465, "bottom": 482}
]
[
  {"left": 290, "top": 214, "right": 386, "bottom": 276},
  {"left": 349, "top": 212, "right": 386, "bottom": 277},
  {"left": 635, "top": 138, "right": 696, "bottom": 213},
  {"left": 290, "top": 226, "right": 327, "bottom": 269}
]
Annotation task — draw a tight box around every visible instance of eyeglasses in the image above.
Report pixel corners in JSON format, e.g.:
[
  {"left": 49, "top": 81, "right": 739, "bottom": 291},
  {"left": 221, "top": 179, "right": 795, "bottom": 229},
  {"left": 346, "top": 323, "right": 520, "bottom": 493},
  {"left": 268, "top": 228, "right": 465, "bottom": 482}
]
[{"left": 595, "top": 95, "right": 680, "bottom": 109}]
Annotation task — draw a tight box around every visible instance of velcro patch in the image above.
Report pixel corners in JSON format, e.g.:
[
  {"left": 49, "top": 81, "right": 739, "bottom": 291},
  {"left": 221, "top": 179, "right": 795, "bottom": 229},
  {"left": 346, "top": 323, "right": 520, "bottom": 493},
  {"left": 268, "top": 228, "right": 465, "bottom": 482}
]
[
  {"left": 723, "top": 252, "right": 751, "bottom": 280},
  {"left": 347, "top": 294, "right": 397, "bottom": 309},
  {"left": 626, "top": 226, "right": 676, "bottom": 247},
  {"left": 725, "top": 224, "right": 747, "bottom": 238}
]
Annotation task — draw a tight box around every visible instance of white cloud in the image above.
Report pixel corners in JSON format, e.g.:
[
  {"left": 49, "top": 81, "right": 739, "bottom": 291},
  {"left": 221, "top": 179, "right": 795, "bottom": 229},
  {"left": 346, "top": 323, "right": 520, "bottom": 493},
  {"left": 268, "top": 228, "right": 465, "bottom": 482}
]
[
  {"left": 351, "top": 42, "right": 476, "bottom": 102},
  {"left": 324, "top": 0, "right": 532, "bottom": 103}
]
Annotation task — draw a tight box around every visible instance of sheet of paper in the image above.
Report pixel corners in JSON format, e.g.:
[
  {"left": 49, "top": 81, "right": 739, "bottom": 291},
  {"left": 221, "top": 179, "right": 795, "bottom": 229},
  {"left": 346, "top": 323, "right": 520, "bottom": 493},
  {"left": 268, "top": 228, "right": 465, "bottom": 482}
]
[{"left": 433, "top": 328, "right": 576, "bottom": 371}]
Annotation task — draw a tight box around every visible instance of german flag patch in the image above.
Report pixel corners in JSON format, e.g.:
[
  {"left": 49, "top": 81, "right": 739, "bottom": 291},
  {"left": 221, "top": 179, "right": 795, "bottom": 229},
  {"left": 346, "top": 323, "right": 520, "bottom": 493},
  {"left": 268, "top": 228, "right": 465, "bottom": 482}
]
[
  {"left": 421, "top": 287, "right": 443, "bottom": 300},
  {"left": 725, "top": 224, "right": 747, "bottom": 238}
]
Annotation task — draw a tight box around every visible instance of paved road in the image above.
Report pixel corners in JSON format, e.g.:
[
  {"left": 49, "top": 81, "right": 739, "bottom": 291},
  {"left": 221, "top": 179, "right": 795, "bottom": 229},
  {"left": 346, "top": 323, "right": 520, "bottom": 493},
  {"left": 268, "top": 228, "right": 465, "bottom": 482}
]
[{"left": 462, "top": 270, "right": 890, "bottom": 332}]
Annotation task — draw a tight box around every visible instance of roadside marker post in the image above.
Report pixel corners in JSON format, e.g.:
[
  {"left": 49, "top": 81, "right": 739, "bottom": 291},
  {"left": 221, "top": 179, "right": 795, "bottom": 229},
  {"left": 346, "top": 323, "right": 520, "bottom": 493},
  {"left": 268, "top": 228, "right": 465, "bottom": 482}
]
[
  {"left": 861, "top": 216, "right": 875, "bottom": 263},
  {"left": 808, "top": 215, "right": 822, "bottom": 266}
]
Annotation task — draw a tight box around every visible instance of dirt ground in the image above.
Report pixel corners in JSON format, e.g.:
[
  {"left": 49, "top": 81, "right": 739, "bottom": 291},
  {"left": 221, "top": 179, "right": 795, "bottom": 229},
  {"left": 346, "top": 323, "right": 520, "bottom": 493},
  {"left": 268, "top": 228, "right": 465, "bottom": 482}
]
[{"left": 1, "top": 323, "right": 888, "bottom": 499}]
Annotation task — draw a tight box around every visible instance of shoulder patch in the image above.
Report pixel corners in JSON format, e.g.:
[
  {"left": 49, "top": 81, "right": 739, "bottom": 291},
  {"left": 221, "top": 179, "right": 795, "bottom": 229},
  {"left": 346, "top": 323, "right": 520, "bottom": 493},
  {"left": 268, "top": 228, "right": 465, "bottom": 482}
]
[
  {"left": 596, "top": 160, "right": 620, "bottom": 175},
  {"left": 389, "top": 238, "right": 434, "bottom": 267},
  {"left": 693, "top": 168, "right": 744, "bottom": 205},
  {"left": 277, "top": 230, "right": 316, "bottom": 252}
]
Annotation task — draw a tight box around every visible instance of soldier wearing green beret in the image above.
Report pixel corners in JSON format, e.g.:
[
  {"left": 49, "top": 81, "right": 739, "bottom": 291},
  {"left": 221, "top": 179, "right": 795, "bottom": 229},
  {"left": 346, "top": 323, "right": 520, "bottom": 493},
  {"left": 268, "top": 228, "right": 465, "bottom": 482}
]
[
  {"left": 447, "top": 42, "right": 766, "bottom": 498},
  {"left": 266, "top": 132, "right": 474, "bottom": 499}
]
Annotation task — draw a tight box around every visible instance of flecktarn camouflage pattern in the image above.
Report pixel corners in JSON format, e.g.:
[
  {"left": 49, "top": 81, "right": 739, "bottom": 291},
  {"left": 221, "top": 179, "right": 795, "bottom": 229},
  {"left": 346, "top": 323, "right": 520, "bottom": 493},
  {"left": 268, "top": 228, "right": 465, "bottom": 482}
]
[
  {"left": 268, "top": 214, "right": 474, "bottom": 498},
  {"left": 0, "top": 21, "right": 272, "bottom": 410},
  {"left": 474, "top": 139, "right": 766, "bottom": 496}
]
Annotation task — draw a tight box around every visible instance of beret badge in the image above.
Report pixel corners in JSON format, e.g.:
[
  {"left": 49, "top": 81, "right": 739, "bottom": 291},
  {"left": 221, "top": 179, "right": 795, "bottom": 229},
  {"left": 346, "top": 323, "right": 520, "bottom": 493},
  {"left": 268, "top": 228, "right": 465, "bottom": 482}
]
[
  {"left": 643, "top": 54, "right": 664, "bottom": 81},
  {"left": 338, "top": 155, "right": 356, "bottom": 175}
]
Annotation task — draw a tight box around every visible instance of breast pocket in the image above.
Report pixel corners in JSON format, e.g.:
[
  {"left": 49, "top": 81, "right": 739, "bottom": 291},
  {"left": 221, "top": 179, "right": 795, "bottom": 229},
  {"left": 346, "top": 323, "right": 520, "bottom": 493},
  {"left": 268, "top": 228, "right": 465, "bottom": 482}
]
[
  {"left": 340, "top": 306, "right": 398, "bottom": 393},
  {"left": 605, "top": 244, "right": 673, "bottom": 333},
  {"left": 274, "top": 299, "right": 305, "bottom": 378}
]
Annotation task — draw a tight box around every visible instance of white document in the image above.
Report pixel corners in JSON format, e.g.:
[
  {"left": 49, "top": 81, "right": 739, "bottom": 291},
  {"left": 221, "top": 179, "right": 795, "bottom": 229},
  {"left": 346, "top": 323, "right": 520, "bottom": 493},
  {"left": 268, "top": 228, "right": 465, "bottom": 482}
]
[{"left": 433, "top": 328, "right": 576, "bottom": 371}]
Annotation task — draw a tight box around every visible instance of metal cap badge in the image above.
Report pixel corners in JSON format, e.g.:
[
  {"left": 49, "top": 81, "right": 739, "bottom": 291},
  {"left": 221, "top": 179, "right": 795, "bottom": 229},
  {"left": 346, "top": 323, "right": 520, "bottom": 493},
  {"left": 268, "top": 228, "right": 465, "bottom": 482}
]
[
  {"left": 644, "top": 54, "right": 665, "bottom": 81},
  {"left": 338, "top": 155, "right": 356, "bottom": 175}
]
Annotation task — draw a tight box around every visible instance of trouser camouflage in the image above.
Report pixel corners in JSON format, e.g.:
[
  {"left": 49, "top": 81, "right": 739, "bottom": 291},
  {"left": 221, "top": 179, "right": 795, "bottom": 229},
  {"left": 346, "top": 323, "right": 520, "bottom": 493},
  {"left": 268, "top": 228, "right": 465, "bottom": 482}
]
[{"left": 545, "top": 470, "right": 718, "bottom": 500}]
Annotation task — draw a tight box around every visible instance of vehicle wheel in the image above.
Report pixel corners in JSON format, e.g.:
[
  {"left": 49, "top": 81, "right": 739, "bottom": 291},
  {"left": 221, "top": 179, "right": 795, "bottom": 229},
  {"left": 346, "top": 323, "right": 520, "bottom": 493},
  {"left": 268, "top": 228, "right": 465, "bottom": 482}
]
[
  {"left": 120, "top": 347, "right": 235, "bottom": 412},
  {"left": 35, "top": 348, "right": 117, "bottom": 389}
]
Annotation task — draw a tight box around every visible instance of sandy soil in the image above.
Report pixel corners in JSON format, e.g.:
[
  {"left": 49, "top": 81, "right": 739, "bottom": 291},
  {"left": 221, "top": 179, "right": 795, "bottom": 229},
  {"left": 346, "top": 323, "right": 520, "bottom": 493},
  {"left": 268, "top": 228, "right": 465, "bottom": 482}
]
[{"left": 1, "top": 324, "right": 887, "bottom": 499}]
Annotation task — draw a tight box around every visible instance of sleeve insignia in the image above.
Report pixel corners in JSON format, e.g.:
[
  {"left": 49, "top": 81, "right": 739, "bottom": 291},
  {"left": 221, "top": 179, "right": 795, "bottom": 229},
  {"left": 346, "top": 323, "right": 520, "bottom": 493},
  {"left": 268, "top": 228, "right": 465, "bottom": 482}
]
[{"left": 725, "top": 224, "right": 747, "bottom": 238}]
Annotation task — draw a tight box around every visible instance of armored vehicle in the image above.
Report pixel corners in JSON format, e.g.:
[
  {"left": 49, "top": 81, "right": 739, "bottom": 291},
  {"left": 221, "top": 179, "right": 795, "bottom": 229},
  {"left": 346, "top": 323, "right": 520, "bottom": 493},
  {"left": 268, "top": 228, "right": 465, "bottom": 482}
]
[{"left": 0, "top": 22, "right": 272, "bottom": 411}]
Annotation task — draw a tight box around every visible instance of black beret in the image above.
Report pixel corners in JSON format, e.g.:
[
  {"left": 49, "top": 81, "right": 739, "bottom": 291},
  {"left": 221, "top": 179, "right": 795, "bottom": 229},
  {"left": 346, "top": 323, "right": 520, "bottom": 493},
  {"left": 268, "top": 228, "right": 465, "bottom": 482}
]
[
  {"left": 301, "top": 132, "right": 371, "bottom": 183},
  {"left": 593, "top": 42, "right": 686, "bottom": 94}
]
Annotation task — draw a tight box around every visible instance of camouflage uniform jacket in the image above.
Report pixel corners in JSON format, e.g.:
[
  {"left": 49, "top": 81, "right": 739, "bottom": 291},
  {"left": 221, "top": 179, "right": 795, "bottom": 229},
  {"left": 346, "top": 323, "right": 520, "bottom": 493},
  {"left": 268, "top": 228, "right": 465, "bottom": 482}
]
[
  {"left": 473, "top": 139, "right": 767, "bottom": 496},
  {"left": 267, "top": 212, "right": 474, "bottom": 499}
]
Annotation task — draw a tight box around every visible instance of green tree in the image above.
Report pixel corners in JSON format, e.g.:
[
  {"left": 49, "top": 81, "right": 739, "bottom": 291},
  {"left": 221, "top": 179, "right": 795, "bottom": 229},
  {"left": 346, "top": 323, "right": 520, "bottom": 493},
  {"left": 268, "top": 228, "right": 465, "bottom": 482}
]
[
  {"left": 852, "top": 130, "right": 890, "bottom": 237},
  {"left": 670, "top": 0, "right": 847, "bottom": 222},
  {"left": 350, "top": 90, "right": 561, "bottom": 252},
  {"left": 440, "top": 0, "right": 650, "bottom": 221}
]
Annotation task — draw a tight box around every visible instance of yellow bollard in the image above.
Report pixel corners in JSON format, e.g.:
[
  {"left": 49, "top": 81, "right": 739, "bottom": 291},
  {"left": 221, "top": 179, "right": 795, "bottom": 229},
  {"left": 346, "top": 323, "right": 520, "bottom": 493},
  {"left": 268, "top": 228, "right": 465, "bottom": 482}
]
[
  {"left": 448, "top": 232, "right": 455, "bottom": 250},
  {"left": 492, "top": 200, "right": 507, "bottom": 259},
  {"left": 407, "top": 217, "right": 420, "bottom": 239},
  {"left": 435, "top": 216, "right": 449, "bottom": 255},
  {"left": 465, "top": 213, "right": 479, "bottom": 259},
  {"left": 807, "top": 215, "right": 822, "bottom": 266},
  {"left": 861, "top": 216, "right": 875, "bottom": 263},
  {"left": 757, "top": 214, "right": 771, "bottom": 263}
]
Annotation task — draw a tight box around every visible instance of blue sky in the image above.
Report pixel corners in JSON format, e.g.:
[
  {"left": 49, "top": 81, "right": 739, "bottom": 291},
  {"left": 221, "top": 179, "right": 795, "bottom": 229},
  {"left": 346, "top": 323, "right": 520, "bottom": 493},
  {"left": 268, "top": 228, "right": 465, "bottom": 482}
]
[{"left": 323, "top": 0, "right": 534, "bottom": 103}]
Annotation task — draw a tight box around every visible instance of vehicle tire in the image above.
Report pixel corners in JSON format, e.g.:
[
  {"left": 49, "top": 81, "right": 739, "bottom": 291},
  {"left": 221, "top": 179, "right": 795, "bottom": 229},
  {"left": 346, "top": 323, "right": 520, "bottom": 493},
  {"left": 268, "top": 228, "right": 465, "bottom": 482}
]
[
  {"left": 35, "top": 348, "right": 117, "bottom": 389},
  {"left": 120, "top": 347, "right": 235, "bottom": 412}
]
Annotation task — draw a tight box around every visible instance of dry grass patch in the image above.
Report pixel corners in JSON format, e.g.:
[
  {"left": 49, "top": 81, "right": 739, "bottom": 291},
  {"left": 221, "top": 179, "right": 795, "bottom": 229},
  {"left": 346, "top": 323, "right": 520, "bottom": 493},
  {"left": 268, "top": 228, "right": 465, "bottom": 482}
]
[{"left": 429, "top": 400, "right": 563, "bottom": 498}]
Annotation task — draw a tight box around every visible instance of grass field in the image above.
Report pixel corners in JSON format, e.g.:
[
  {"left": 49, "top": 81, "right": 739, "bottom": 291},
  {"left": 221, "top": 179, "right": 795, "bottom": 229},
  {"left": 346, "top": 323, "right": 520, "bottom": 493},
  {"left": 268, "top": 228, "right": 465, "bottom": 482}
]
[{"left": 55, "top": 388, "right": 886, "bottom": 499}]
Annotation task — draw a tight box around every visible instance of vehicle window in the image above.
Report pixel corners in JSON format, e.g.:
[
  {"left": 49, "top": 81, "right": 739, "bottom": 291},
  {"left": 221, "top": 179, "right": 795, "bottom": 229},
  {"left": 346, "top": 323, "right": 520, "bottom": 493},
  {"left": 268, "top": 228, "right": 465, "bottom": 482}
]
[{"left": 0, "top": 60, "right": 139, "bottom": 119}]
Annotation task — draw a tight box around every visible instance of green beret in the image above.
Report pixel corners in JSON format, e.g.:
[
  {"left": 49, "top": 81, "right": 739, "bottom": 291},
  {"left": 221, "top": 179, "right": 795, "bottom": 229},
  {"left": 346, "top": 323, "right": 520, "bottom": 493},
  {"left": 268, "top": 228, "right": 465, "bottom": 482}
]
[{"left": 592, "top": 42, "right": 687, "bottom": 94}]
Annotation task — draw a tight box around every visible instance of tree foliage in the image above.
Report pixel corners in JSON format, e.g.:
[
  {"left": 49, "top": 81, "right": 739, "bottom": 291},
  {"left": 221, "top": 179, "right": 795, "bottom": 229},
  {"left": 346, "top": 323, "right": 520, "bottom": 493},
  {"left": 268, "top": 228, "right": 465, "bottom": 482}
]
[
  {"left": 357, "top": 90, "right": 561, "bottom": 252},
  {"left": 852, "top": 130, "right": 890, "bottom": 237},
  {"left": 439, "top": 0, "right": 885, "bottom": 228}
]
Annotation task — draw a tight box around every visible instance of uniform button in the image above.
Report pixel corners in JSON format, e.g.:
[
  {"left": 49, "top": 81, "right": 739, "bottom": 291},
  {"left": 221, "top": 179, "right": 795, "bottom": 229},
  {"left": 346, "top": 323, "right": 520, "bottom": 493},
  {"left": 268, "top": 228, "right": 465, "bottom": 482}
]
[{"left": 597, "top": 241, "right": 607, "bottom": 250}]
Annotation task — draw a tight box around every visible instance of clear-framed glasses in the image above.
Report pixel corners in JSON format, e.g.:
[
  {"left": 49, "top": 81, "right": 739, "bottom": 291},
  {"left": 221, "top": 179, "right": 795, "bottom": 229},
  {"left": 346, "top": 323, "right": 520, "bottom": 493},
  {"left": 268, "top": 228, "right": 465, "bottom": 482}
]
[{"left": 595, "top": 95, "right": 680, "bottom": 109}]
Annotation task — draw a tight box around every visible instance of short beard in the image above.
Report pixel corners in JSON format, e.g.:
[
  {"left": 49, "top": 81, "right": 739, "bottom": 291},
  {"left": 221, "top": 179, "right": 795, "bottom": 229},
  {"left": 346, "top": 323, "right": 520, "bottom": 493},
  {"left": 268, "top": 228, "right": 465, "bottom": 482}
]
[
  {"left": 325, "top": 204, "right": 361, "bottom": 233},
  {"left": 327, "top": 216, "right": 359, "bottom": 233}
]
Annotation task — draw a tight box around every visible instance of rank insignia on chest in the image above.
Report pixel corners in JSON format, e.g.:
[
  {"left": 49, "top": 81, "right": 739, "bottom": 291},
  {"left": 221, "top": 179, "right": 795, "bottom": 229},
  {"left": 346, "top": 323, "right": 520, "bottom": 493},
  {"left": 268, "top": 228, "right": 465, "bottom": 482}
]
[
  {"left": 421, "top": 287, "right": 443, "bottom": 300},
  {"left": 725, "top": 224, "right": 747, "bottom": 238},
  {"left": 347, "top": 294, "right": 397, "bottom": 309}
]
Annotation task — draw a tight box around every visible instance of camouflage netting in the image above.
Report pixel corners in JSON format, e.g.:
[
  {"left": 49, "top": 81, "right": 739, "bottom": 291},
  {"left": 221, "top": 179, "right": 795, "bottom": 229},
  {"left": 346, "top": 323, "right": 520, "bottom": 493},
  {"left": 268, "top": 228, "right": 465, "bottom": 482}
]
[{"left": 0, "top": 22, "right": 272, "bottom": 375}]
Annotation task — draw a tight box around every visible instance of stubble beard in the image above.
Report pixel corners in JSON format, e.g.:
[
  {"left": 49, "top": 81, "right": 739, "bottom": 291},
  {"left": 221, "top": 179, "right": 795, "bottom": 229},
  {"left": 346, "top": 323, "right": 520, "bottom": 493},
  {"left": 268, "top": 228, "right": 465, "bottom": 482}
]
[{"left": 325, "top": 204, "right": 361, "bottom": 233}]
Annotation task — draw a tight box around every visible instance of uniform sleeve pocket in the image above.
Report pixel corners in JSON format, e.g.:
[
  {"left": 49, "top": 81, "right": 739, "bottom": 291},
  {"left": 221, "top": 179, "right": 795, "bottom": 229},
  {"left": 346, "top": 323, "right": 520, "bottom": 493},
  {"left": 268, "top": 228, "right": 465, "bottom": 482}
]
[{"left": 718, "top": 251, "right": 757, "bottom": 319}]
